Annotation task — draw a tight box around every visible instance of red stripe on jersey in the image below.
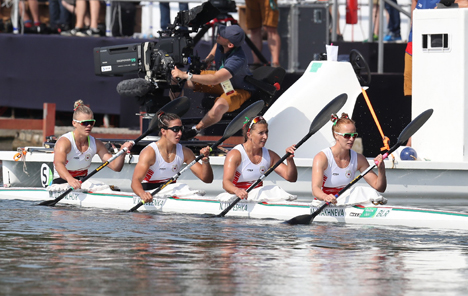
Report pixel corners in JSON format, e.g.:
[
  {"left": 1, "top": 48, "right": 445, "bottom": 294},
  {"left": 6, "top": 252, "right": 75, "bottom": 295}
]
[
  {"left": 322, "top": 175, "right": 328, "bottom": 187},
  {"left": 233, "top": 181, "right": 263, "bottom": 190},
  {"left": 144, "top": 178, "right": 176, "bottom": 184},
  {"left": 144, "top": 169, "right": 154, "bottom": 182},
  {"left": 69, "top": 169, "right": 88, "bottom": 178},
  {"left": 322, "top": 187, "right": 344, "bottom": 195},
  {"left": 232, "top": 171, "right": 241, "bottom": 185}
]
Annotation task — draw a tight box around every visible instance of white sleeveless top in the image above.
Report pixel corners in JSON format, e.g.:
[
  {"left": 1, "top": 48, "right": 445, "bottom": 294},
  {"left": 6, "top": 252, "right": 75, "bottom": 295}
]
[
  {"left": 321, "top": 147, "right": 358, "bottom": 195},
  {"left": 53, "top": 132, "right": 97, "bottom": 179},
  {"left": 142, "top": 142, "right": 184, "bottom": 184},
  {"left": 232, "top": 144, "right": 271, "bottom": 189}
]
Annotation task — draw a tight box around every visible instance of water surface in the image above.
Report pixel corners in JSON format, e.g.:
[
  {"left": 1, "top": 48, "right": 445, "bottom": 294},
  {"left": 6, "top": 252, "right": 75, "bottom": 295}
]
[{"left": 1, "top": 198, "right": 468, "bottom": 295}]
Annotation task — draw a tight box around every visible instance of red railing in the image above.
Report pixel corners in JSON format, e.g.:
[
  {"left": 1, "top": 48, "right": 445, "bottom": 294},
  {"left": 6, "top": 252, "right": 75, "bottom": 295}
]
[{"left": 0, "top": 103, "right": 55, "bottom": 144}]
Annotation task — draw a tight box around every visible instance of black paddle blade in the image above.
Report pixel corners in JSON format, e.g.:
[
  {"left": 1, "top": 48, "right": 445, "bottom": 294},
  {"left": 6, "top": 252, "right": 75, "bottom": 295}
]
[
  {"left": 294, "top": 93, "right": 348, "bottom": 149},
  {"left": 309, "top": 93, "right": 348, "bottom": 134},
  {"left": 284, "top": 214, "right": 313, "bottom": 225},
  {"left": 397, "top": 109, "right": 433, "bottom": 144},
  {"left": 38, "top": 199, "right": 58, "bottom": 206},
  {"left": 146, "top": 96, "right": 191, "bottom": 133},
  {"left": 200, "top": 213, "right": 218, "bottom": 218},
  {"left": 223, "top": 101, "right": 265, "bottom": 139},
  {"left": 38, "top": 187, "right": 74, "bottom": 207},
  {"left": 128, "top": 201, "right": 143, "bottom": 212},
  {"left": 161, "top": 96, "right": 191, "bottom": 116}
]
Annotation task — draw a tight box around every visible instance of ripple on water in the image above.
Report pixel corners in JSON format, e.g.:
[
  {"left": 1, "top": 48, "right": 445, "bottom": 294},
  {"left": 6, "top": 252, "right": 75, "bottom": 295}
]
[{"left": 1, "top": 199, "right": 468, "bottom": 295}]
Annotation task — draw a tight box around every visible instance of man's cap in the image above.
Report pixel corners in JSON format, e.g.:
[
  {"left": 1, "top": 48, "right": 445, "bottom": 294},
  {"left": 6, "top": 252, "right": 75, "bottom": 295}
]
[{"left": 218, "top": 25, "right": 245, "bottom": 47}]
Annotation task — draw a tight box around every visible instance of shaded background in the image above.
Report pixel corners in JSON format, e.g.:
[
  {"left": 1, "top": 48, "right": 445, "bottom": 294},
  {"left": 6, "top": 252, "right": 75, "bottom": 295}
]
[{"left": 0, "top": 34, "right": 410, "bottom": 157}]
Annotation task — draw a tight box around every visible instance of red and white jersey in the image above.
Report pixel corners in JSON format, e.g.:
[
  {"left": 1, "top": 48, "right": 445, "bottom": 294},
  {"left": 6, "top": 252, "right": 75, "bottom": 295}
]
[
  {"left": 53, "top": 132, "right": 97, "bottom": 179},
  {"left": 321, "top": 147, "right": 358, "bottom": 195},
  {"left": 232, "top": 144, "right": 271, "bottom": 189},
  {"left": 142, "top": 142, "right": 184, "bottom": 184}
]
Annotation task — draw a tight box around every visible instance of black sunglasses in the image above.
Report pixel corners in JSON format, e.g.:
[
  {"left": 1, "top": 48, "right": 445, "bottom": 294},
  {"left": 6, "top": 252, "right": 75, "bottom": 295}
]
[
  {"left": 162, "top": 125, "right": 184, "bottom": 133},
  {"left": 73, "top": 119, "right": 96, "bottom": 127}
]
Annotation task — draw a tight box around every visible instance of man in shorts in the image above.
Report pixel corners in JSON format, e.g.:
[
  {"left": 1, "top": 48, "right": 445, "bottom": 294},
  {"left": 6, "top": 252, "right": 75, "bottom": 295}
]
[
  {"left": 245, "top": 0, "right": 281, "bottom": 68},
  {"left": 171, "top": 25, "right": 257, "bottom": 139}
]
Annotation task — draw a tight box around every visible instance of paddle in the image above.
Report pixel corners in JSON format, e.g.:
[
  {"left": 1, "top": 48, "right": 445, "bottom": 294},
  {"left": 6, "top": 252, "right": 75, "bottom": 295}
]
[
  {"left": 285, "top": 108, "right": 434, "bottom": 225},
  {"left": 214, "top": 93, "right": 348, "bottom": 218},
  {"left": 128, "top": 100, "right": 266, "bottom": 212},
  {"left": 38, "top": 96, "right": 191, "bottom": 207}
]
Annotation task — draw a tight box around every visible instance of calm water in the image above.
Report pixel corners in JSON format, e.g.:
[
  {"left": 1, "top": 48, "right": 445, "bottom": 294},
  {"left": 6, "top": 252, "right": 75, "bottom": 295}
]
[{"left": 1, "top": 198, "right": 468, "bottom": 296}]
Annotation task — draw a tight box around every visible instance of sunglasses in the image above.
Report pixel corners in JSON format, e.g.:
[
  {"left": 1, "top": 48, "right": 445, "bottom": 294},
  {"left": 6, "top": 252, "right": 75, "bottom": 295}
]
[
  {"left": 162, "top": 125, "right": 184, "bottom": 133},
  {"left": 334, "top": 132, "right": 359, "bottom": 139},
  {"left": 248, "top": 116, "right": 265, "bottom": 132},
  {"left": 74, "top": 119, "right": 96, "bottom": 127}
]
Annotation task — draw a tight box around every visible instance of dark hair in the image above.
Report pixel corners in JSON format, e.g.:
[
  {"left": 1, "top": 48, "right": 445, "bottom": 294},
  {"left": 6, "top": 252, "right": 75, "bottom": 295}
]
[
  {"left": 331, "top": 112, "right": 355, "bottom": 138},
  {"left": 242, "top": 116, "right": 268, "bottom": 142},
  {"left": 73, "top": 100, "right": 93, "bottom": 120},
  {"left": 157, "top": 112, "right": 181, "bottom": 136}
]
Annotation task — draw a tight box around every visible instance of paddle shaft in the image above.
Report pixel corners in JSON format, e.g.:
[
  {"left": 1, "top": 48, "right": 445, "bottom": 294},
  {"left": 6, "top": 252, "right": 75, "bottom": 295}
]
[
  {"left": 39, "top": 127, "right": 160, "bottom": 207},
  {"left": 285, "top": 109, "right": 434, "bottom": 226},
  {"left": 128, "top": 100, "right": 266, "bottom": 212},
  {"left": 39, "top": 146, "right": 131, "bottom": 206},
  {"left": 128, "top": 137, "right": 226, "bottom": 212},
  {"left": 217, "top": 130, "right": 315, "bottom": 217},
  {"left": 38, "top": 96, "right": 193, "bottom": 207},
  {"left": 215, "top": 93, "right": 351, "bottom": 218}
]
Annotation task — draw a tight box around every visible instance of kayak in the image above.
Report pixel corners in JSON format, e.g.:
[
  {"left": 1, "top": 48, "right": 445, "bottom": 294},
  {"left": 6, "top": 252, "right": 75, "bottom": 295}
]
[{"left": 1, "top": 185, "right": 468, "bottom": 231}]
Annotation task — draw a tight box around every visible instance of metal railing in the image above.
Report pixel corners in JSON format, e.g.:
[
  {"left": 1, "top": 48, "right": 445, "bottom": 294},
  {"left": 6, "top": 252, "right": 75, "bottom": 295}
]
[{"left": 377, "top": 0, "right": 411, "bottom": 73}]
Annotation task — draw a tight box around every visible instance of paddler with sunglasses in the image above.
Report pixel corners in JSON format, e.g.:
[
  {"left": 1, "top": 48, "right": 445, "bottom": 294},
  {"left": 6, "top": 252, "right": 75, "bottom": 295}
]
[
  {"left": 312, "top": 113, "right": 386, "bottom": 205},
  {"left": 52, "top": 100, "right": 134, "bottom": 189},
  {"left": 131, "top": 112, "right": 213, "bottom": 203},
  {"left": 222, "top": 116, "right": 297, "bottom": 200}
]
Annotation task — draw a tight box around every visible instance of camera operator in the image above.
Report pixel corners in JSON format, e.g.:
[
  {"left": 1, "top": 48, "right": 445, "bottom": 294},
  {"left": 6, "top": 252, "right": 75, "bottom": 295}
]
[{"left": 171, "top": 24, "right": 257, "bottom": 140}]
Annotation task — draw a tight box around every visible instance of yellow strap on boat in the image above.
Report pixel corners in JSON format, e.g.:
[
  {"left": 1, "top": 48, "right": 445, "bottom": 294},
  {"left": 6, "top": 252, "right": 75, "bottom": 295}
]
[{"left": 361, "top": 88, "right": 391, "bottom": 151}]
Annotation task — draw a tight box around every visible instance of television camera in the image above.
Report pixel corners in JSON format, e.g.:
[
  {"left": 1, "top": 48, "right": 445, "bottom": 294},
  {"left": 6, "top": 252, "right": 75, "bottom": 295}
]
[{"left": 93, "top": 1, "right": 222, "bottom": 112}]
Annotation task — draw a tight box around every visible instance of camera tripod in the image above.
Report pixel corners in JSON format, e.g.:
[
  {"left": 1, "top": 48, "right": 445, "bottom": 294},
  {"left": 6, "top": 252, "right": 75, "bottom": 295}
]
[{"left": 192, "top": 13, "right": 270, "bottom": 66}]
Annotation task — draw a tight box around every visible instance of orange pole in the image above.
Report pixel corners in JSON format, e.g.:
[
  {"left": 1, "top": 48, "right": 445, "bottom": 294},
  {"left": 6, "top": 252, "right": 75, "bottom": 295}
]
[{"left": 361, "top": 88, "right": 390, "bottom": 151}]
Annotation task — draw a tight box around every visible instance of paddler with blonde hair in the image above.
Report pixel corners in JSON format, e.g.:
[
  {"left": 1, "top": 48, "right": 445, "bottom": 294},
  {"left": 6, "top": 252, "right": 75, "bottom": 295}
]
[
  {"left": 312, "top": 113, "right": 386, "bottom": 204},
  {"left": 53, "top": 100, "right": 134, "bottom": 189}
]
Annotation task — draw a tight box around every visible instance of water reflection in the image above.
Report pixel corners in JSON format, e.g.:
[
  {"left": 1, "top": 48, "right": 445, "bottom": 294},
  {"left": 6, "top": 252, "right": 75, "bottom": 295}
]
[{"left": 1, "top": 199, "right": 468, "bottom": 295}]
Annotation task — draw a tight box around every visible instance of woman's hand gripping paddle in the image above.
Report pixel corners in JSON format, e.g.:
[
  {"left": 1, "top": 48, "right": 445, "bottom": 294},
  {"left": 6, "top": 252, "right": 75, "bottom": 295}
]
[
  {"left": 285, "top": 109, "right": 434, "bottom": 225},
  {"left": 38, "top": 97, "right": 191, "bottom": 207},
  {"left": 128, "top": 100, "right": 266, "bottom": 212},
  {"left": 214, "top": 93, "right": 348, "bottom": 218}
]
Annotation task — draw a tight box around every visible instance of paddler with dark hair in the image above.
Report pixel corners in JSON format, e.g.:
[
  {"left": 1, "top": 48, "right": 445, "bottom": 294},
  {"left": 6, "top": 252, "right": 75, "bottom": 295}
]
[
  {"left": 131, "top": 112, "right": 213, "bottom": 204},
  {"left": 312, "top": 113, "right": 386, "bottom": 204},
  {"left": 53, "top": 100, "right": 134, "bottom": 189},
  {"left": 222, "top": 116, "right": 297, "bottom": 200}
]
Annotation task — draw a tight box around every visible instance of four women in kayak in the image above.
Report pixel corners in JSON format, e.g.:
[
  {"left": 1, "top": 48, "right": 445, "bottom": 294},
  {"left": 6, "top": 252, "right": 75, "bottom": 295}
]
[{"left": 54, "top": 101, "right": 387, "bottom": 203}]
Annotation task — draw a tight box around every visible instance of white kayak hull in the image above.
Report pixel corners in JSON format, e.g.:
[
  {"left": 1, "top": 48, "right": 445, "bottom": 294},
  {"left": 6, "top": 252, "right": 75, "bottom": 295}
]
[
  {"left": 1, "top": 187, "right": 468, "bottom": 231},
  {"left": 4, "top": 150, "right": 468, "bottom": 201}
]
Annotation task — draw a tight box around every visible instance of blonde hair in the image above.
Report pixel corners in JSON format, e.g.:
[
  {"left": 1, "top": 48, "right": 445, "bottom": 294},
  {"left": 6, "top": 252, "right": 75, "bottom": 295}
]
[
  {"left": 73, "top": 100, "right": 93, "bottom": 120},
  {"left": 331, "top": 113, "right": 355, "bottom": 138}
]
